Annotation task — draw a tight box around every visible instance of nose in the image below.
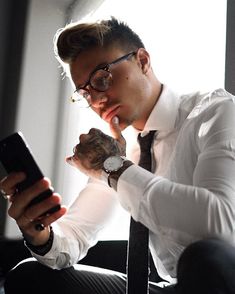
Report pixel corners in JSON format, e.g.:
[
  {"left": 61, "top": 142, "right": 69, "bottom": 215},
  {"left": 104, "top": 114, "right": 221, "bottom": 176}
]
[{"left": 89, "top": 90, "right": 108, "bottom": 108}]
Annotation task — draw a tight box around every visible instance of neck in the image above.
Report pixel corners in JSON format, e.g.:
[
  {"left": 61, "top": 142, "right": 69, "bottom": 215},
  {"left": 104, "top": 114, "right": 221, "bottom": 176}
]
[{"left": 133, "top": 82, "right": 163, "bottom": 131}]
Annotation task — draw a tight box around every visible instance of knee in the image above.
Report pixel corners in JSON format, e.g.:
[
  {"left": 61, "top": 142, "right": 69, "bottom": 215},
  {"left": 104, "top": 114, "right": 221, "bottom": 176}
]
[
  {"left": 178, "top": 238, "right": 235, "bottom": 274},
  {"left": 4, "top": 258, "right": 53, "bottom": 293},
  {"left": 176, "top": 238, "right": 235, "bottom": 293}
]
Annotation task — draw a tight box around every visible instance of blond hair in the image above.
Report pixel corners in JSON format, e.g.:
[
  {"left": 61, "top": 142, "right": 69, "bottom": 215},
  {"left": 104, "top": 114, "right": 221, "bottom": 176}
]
[{"left": 54, "top": 17, "right": 144, "bottom": 67}]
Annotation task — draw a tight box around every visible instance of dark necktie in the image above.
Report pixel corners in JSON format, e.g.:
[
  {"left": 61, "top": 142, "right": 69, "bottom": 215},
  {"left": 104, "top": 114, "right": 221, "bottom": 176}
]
[{"left": 126, "top": 130, "right": 156, "bottom": 294}]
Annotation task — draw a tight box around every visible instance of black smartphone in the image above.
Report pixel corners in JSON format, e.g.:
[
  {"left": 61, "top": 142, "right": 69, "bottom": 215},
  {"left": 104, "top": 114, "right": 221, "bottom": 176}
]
[{"left": 0, "top": 132, "right": 61, "bottom": 221}]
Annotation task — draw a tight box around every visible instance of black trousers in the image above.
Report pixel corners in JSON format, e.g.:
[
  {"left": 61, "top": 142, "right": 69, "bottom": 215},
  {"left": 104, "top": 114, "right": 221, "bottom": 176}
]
[{"left": 3, "top": 238, "right": 235, "bottom": 294}]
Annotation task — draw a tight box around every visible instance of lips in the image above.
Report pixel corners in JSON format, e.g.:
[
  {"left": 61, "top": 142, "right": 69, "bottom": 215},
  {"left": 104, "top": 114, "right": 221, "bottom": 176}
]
[{"left": 102, "top": 105, "right": 121, "bottom": 122}]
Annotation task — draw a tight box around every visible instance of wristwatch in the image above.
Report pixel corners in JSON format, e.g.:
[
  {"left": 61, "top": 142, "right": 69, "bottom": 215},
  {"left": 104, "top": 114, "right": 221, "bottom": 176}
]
[{"left": 102, "top": 156, "right": 133, "bottom": 190}]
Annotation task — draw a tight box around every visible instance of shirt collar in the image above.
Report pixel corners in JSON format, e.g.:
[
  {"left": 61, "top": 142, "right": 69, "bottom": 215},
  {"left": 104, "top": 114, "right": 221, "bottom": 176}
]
[{"left": 137, "top": 85, "right": 181, "bottom": 136}]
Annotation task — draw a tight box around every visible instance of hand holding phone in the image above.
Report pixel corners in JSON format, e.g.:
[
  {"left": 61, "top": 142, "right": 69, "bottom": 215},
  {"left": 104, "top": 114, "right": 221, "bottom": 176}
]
[{"left": 0, "top": 132, "right": 61, "bottom": 231}]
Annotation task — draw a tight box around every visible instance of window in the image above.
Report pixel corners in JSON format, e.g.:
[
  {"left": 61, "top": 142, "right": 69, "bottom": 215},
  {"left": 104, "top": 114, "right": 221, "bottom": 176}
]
[{"left": 57, "top": 0, "right": 227, "bottom": 240}]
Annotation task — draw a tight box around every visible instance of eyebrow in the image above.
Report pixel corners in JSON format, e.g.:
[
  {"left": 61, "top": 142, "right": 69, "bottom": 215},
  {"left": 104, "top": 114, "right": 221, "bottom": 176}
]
[
  {"left": 76, "top": 61, "right": 109, "bottom": 90},
  {"left": 89, "top": 61, "right": 109, "bottom": 76}
]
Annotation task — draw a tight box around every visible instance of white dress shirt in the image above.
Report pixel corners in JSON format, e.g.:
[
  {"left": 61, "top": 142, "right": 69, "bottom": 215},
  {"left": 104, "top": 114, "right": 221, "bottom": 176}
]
[{"left": 30, "top": 85, "right": 235, "bottom": 284}]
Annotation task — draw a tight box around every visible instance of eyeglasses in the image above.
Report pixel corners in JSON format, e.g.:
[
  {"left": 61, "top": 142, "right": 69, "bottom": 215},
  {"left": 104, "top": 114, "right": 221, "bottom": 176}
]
[{"left": 70, "top": 51, "right": 136, "bottom": 107}]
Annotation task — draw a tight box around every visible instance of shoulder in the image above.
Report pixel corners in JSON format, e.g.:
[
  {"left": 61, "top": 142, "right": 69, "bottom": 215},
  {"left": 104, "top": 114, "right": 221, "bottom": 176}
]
[
  {"left": 183, "top": 88, "right": 235, "bottom": 119},
  {"left": 177, "top": 89, "right": 235, "bottom": 143}
]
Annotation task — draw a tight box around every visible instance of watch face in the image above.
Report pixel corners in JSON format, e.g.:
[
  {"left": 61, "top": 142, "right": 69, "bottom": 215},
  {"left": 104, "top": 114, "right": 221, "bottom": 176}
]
[{"left": 103, "top": 156, "right": 124, "bottom": 172}]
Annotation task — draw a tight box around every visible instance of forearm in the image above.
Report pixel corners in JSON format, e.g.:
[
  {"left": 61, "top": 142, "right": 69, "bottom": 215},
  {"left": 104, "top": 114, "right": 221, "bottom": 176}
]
[
  {"left": 28, "top": 179, "right": 119, "bottom": 269},
  {"left": 28, "top": 223, "right": 91, "bottom": 269},
  {"left": 117, "top": 165, "right": 235, "bottom": 239}
]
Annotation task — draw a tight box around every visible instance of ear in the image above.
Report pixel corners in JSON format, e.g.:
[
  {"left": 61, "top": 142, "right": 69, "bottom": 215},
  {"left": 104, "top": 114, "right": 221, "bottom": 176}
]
[{"left": 136, "top": 48, "right": 151, "bottom": 74}]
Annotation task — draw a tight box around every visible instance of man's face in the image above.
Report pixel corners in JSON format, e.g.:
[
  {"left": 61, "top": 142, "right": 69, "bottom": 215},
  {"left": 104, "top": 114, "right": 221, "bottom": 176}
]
[{"left": 70, "top": 46, "right": 152, "bottom": 130}]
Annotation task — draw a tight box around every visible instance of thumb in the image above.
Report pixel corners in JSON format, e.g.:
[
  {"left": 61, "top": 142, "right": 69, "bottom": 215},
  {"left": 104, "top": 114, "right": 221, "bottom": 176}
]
[{"left": 109, "top": 116, "right": 121, "bottom": 139}]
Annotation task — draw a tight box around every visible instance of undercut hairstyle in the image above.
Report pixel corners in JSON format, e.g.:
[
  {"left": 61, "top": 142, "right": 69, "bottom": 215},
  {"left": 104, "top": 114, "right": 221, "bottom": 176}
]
[{"left": 54, "top": 17, "right": 145, "bottom": 67}]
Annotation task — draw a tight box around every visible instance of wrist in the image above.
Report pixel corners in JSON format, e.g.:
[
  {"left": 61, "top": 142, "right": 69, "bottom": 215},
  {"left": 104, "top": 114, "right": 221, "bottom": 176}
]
[
  {"left": 108, "top": 160, "right": 133, "bottom": 190},
  {"left": 101, "top": 156, "right": 133, "bottom": 190},
  {"left": 24, "top": 226, "right": 54, "bottom": 256}
]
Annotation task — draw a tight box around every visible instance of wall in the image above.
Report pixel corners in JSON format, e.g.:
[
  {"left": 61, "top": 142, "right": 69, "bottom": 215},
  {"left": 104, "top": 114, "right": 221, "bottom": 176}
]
[
  {"left": 3, "top": 0, "right": 107, "bottom": 238},
  {"left": 0, "top": 0, "right": 29, "bottom": 235},
  {"left": 56, "top": 0, "right": 227, "bottom": 241},
  {"left": 4, "top": 0, "right": 68, "bottom": 237}
]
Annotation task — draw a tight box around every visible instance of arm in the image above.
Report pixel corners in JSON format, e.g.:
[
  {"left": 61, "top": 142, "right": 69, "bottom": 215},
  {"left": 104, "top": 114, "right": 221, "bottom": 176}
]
[
  {"left": 117, "top": 100, "right": 235, "bottom": 240},
  {"left": 0, "top": 175, "right": 66, "bottom": 248},
  {"left": 30, "top": 179, "right": 119, "bottom": 269},
  {"left": 70, "top": 101, "right": 235, "bottom": 242},
  {"left": 0, "top": 118, "right": 126, "bottom": 269},
  {"left": 0, "top": 172, "right": 119, "bottom": 270}
]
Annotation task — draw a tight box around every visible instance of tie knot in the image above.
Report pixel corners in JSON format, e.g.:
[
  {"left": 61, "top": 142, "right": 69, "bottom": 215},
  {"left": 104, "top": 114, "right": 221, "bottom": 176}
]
[{"left": 137, "top": 131, "right": 156, "bottom": 152}]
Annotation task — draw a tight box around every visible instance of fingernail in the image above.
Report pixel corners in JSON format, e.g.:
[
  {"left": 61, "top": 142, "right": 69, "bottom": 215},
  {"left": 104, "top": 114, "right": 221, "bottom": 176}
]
[{"left": 112, "top": 116, "right": 119, "bottom": 124}]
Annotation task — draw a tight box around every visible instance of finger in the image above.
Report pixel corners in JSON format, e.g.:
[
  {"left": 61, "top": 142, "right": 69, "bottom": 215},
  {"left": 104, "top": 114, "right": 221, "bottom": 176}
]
[
  {"left": 27, "top": 205, "right": 67, "bottom": 232},
  {"left": 16, "top": 194, "right": 65, "bottom": 230},
  {"left": 89, "top": 128, "right": 102, "bottom": 135},
  {"left": 79, "top": 128, "right": 100, "bottom": 142},
  {"left": 109, "top": 116, "right": 126, "bottom": 146},
  {"left": 66, "top": 155, "right": 80, "bottom": 168},
  {"left": 79, "top": 133, "right": 88, "bottom": 143},
  {"left": 0, "top": 172, "right": 26, "bottom": 196},
  {"left": 16, "top": 210, "right": 41, "bottom": 233},
  {"left": 8, "top": 178, "right": 52, "bottom": 220},
  {"left": 23, "top": 193, "right": 62, "bottom": 222},
  {"left": 66, "top": 156, "right": 91, "bottom": 177},
  {"left": 39, "top": 205, "right": 67, "bottom": 228}
]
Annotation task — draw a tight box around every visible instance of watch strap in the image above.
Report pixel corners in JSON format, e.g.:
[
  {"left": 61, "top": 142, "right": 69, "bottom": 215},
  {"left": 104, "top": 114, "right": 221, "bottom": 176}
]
[
  {"left": 108, "top": 160, "right": 133, "bottom": 191},
  {"left": 24, "top": 226, "right": 54, "bottom": 256}
]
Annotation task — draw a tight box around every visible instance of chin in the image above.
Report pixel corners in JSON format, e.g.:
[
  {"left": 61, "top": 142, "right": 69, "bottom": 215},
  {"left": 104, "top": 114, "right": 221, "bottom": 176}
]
[{"left": 119, "top": 120, "right": 131, "bottom": 131}]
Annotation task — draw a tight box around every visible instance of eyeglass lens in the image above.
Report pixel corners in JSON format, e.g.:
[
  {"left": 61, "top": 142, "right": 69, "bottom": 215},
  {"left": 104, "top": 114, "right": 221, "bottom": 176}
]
[
  {"left": 71, "top": 51, "right": 136, "bottom": 107},
  {"left": 90, "top": 69, "right": 112, "bottom": 91},
  {"left": 72, "top": 70, "right": 112, "bottom": 106}
]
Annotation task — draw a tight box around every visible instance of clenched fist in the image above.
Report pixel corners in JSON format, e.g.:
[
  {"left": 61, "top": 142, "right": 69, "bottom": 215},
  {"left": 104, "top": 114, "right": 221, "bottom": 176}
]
[{"left": 67, "top": 117, "right": 126, "bottom": 178}]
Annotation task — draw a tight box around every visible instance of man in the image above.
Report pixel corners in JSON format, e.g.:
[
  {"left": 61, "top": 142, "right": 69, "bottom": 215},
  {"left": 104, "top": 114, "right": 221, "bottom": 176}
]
[{"left": 1, "top": 17, "right": 235, "bottom": 293}]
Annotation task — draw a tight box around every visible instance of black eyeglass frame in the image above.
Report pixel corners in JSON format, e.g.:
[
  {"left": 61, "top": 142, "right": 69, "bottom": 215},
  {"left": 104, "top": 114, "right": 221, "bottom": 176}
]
[{"left": 71, "top": 51, "right": 137, "bottom": 105}]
